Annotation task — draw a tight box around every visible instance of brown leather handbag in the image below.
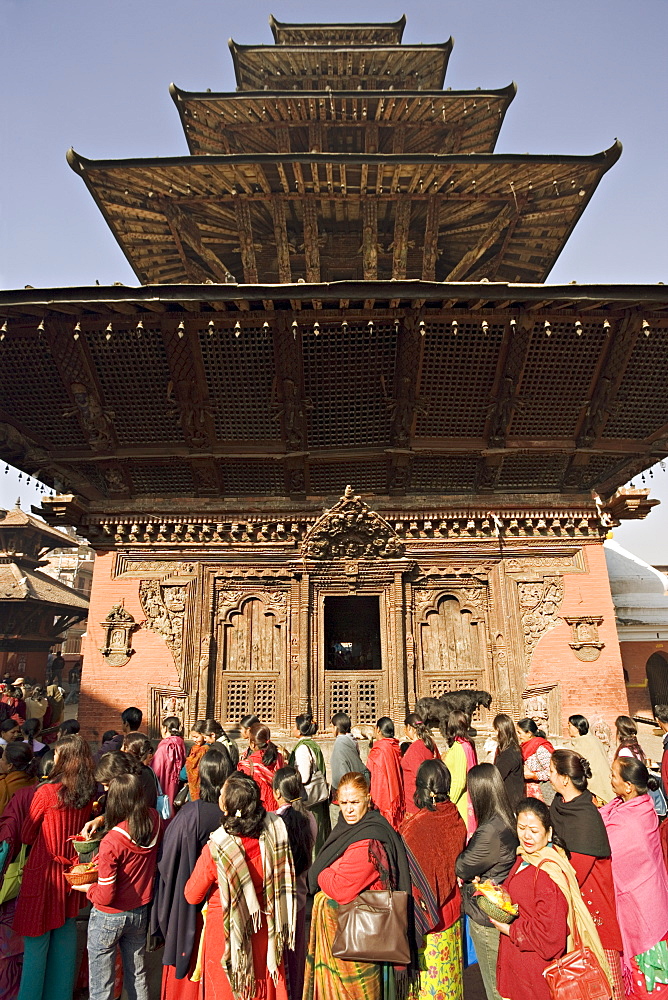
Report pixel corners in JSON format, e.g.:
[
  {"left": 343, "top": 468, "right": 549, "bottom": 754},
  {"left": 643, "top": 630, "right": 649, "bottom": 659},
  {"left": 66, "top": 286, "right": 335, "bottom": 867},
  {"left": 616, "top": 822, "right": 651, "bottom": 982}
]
[
  {"left": 332, "top": 889, "right": 410, "bottom": 965},
  {"left": 542, "top": 916, "right": 610, "bottom": 1000}
]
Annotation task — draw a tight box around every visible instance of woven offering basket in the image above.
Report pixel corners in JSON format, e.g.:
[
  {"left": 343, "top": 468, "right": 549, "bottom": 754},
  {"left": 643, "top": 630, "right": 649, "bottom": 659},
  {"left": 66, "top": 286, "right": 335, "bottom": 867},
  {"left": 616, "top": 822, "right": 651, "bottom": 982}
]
[
  {"left": 64, "top": 863, "right": 98, "bottom": 887},
  {"left": 477, "top": 894, "right": 517, "bottom": 924}
]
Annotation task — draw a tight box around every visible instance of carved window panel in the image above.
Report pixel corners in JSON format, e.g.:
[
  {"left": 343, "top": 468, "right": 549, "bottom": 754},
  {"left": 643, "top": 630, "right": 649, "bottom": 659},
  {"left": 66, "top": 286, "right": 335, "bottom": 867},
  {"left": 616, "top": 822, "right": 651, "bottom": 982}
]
[
  {"left": 327, "top": 678, "right": 379, "bottom": 725},
  {"left": 420, "top": 596, "right": 482, "bottom": 674},
  {"left": 198, "top": 328, "right": 278, "bottom": 441},
  {"left": 222, "top": 598, "right": 285, "bottom": 673}
]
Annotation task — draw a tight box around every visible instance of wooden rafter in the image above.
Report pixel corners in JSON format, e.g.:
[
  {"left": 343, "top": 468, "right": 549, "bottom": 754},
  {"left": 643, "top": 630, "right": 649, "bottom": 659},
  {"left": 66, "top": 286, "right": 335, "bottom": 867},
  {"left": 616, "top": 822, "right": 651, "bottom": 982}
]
[
  {"left": 162, "top": 203, "right": 232, "bottom": 282},
  {"left": 445, "top": 204, "right": 513, "bottom": 281}
]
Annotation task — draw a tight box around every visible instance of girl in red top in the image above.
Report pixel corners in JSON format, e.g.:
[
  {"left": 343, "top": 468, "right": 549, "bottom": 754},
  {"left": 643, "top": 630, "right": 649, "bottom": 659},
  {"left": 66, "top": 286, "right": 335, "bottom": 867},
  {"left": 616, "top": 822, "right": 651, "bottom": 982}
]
[
  {"left": 237, "top": 723, "right": 285, "bottom": 811},
  {"left": 14, "top": 733, "right": 96, "bottom": 1000},
  {"left": 400, "top": 713, "right": 440, "bottom": 818},
  {"left": 72, "top": 772, "right": 163, "bottom": 1000}
]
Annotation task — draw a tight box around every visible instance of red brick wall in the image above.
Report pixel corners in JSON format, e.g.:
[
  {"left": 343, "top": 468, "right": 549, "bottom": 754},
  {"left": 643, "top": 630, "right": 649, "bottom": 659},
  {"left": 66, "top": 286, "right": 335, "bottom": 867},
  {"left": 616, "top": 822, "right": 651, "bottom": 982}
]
[
  {"left": 527, "top": 540, "right": 628, "bottom": 736},
  {"left": 79, "top": 551, "right": 181, "bottom": 740}
]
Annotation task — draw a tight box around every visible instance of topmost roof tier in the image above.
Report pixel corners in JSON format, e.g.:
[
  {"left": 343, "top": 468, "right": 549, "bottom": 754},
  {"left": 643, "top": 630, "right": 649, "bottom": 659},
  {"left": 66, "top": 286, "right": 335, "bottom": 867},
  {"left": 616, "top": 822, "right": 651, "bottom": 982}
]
[
  {"left": 269, "top": 15, "right": 407, "bottom": 46},
  {"left": 228, "top": 39, "right": 452, "bottom": 92}
]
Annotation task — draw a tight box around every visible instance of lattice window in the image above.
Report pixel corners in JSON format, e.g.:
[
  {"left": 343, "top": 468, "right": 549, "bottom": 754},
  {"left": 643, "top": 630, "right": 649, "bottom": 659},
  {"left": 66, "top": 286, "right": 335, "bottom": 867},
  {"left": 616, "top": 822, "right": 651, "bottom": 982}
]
[
  {"left": 498, "top": 453, "right": 567, "bottom": 490},
  {"left": 302, "top": 324, "right": 397, "bottom": 447},
  {"left": 309, "top": 461, "right": 388, "bottom": 495},
  {"left": 86, "top": 330, "right": 182, "bottom": 444},
  {"left": 132, "top": 463, "right": 196, "bottom": 496},
  {"left": 416, "top": 323, "right": 505, "bottom": 437},
  {"left": 509, "top": 321, "right": 607, "bottom": 437},
  {"left": 226, "top": 679, "right": 250, "bottom": 721},
  {"left": 198, "top": 327, "right": 279, "bottom": 441},
  {"left": 253, "top": 680, "right": 277, "bottom": 723},
  {"left": 605, "top": 326, "right": 668, "bottom": 439},
  {"left": 224, "top": 678, "right": 277, "bottom": 724},
  {"left": 576, "top": 454, "right": 635, "bottom": 490},
  {"left": 429, "top": 676, "right": 482, "bottom": 697},
  {"left": 356, "top": 680, "right": 378, "bottom": 723},
  {"left": 220, "top": 460, "right": 284, "bottom": 496},
  {"left": 411, "top": 455, "right": 478, "bottom": 492},
  {"left": 329, "top": 681, "right": 352, "bottom": 719},
  {"left": 0, "top": 335, "right": 87, "bottom": 448}
]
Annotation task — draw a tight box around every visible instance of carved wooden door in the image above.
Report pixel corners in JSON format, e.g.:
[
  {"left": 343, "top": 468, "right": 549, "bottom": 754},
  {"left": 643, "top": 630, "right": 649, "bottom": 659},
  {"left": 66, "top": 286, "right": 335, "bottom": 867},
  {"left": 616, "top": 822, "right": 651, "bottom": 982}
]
[
  {"left": 216, "top": 594, "right": 286, "bottom": 725},
  {"left": 416, "top": 592, "right": 490, "bottom": 713}
]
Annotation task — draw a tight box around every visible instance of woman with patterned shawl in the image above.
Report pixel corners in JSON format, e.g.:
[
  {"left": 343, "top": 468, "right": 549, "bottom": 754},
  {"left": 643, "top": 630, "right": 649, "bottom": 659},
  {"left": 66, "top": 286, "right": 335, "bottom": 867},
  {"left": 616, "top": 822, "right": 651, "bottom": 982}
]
[
  {"left": 305, "top": 770, "right": 439, "bottom": 1000},
  {"left": 152, "top": 750, "right": 231, "bottom": 1000},
  {"left": 184, "top": 773, "right": 294, "bottom": 1000},
  {"left": 366, "top": 717, "right": 405, "bottom": 830},
  {"left": 288, "top": 714, "right": 331, "bottom": 854},
  {"left": 399, "top": 759, "right": 467, "bottom": 1000}
]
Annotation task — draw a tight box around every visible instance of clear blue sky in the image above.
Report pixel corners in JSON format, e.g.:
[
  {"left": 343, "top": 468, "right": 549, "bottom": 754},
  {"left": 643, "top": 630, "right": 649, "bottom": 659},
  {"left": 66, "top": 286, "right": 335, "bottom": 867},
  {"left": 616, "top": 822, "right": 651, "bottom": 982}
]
[{"left": 1, "top": 0, "right": 667, "bottom": 559}]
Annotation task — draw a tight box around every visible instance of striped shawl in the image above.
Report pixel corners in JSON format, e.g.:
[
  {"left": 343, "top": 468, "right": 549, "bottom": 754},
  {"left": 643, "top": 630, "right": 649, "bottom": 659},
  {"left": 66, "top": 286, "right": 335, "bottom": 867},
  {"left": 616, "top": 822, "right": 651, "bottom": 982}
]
[{"left": 208, "top": 812, "right": 296, "bottom": 1000}]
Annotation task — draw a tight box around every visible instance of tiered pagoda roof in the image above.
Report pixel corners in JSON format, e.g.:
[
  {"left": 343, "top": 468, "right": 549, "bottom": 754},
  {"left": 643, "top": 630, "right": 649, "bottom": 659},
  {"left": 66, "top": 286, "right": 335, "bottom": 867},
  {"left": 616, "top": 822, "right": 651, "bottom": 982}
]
[
  {"left": 1, "top": 16, "right": 667, "bottom": 512},
  {"left": 66, "top": 17, "right": 620, "bottom": 287}
]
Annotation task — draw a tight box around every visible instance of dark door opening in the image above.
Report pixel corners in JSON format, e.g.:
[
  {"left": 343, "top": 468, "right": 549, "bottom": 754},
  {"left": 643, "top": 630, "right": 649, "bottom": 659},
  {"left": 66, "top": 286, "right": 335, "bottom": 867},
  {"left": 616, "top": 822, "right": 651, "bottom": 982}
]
[
  {"left": 325, "top": 596, "right": 382, "bottom": 670},
  {"left": 647, "top": 652, "right": 668, "bottom": 712}
]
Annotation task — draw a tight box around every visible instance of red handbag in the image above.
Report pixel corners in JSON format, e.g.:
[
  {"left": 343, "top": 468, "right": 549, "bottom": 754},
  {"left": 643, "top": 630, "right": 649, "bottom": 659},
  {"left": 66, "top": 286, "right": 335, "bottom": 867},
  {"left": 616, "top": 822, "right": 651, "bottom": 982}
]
[{"left": 537, "top": 860, "right": 610, "bottom": 1000}]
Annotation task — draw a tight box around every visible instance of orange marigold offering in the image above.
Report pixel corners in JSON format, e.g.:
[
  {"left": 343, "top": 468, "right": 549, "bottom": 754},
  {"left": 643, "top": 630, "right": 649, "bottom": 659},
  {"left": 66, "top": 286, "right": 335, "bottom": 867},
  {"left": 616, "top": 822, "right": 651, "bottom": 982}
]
[{"left": 474, "top": 879, "right": 518, "bottom": 923}]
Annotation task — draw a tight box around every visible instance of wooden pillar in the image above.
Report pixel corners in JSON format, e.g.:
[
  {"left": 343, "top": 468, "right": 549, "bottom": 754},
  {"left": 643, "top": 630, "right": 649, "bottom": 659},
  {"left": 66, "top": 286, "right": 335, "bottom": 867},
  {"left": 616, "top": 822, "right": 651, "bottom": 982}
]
[{"left": 389, "top": 571, "right": 409, "bottom": 718}]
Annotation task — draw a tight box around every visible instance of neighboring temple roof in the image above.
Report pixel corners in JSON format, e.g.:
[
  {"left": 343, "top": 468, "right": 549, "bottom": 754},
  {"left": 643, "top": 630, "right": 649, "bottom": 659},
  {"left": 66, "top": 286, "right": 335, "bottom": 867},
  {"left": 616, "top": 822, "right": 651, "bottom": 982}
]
[
  {"left": 66, "top": 144, "right": 621, "bottom": 285},
  {"left": 0, "top": 504, "right": 80, "bottom": 553},
  {"left": 170, "top": 84, "right": 517, "bottom": 157},
  {"left": 269, "top": 15, "right": 407, "bottom": 46},
  {"left": 228, "top": 41, "right": 453, "bottom": 91},
  {"left": 0, "top": 561, "right": 90, "bottom": 611},
  {"left": 0, "top": 281, "right": 666, "bottom": 504}
]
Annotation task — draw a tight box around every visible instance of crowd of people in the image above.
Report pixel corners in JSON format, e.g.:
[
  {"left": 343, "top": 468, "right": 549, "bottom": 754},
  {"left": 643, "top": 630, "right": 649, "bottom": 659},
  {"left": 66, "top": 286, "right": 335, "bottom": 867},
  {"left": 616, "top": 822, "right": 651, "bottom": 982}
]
[{"left": 0, "top": 701, "right": 667, "bottom": 1000}]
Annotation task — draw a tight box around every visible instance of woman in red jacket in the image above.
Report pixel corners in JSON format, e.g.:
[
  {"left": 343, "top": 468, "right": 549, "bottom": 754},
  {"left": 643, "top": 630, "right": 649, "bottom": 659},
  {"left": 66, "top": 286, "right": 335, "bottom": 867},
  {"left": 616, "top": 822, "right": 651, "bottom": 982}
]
[
  {"left": 14, "top": 733, "right": 96, "bottom": 1000},
  {"left": 71, "top": 772, "right": 163, "bottom": 1000},
  {"left": 400, "top": 713, "right": 440, "bottom": 819}
]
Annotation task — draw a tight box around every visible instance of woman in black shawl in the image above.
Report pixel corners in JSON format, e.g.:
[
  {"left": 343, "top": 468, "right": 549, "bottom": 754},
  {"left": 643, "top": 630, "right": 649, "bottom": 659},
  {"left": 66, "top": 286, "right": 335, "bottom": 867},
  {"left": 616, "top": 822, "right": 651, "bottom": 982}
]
[
  {"left": 152, "top": 746, "right": 233, "bottom": 1000},
  {"left": 304, "top": 771, "right": 436, "bottom": 1000},
  {"left": 548, "top": 748, "right": 624, "bottom": 1000}
]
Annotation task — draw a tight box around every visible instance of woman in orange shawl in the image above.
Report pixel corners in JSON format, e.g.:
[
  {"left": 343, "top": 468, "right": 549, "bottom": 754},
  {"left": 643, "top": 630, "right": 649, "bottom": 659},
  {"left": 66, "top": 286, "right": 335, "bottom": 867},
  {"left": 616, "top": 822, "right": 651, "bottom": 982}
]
[
  {"left": 366, "top": 717, "right": 404, "bottom": 830},
  {"left": 184, "top": 721, "right": 209, "bottom": 800}
]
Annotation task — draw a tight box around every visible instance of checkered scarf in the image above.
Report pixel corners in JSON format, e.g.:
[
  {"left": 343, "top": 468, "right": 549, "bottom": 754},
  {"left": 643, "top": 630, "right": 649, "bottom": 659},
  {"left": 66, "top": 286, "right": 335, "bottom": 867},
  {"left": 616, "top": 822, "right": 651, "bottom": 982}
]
[{"left": 208, "top": 812, "right": 296, "bottom": 1000}]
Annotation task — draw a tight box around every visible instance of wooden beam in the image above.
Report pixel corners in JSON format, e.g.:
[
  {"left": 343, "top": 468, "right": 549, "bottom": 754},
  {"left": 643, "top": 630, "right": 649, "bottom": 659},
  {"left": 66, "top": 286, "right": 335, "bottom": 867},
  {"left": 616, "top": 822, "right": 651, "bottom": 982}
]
[
  {"left": 576, "top": 313, "right": 643, "bottom": 446},
  {"left": 391, "top": 196, "right": 411, "bottom": 280},
  {"left": 234, "top": 199, "right": 259, "bottom": 284},
  {"left": 162, "top": 204, "right": 233, "bottom": 283},
  {"left": 362, "top": 200, "right": 378, "bottom": 280},
  {"left": 445, "top": 204, "right": 513, "bottom": 281},
  {"left": 270, "top": 197, "right": 292, "bottom": 283},
  {"left": 302, "top": 197, "right": 321, "bottom": 283},
  {"left": 421, "top": 197, "right": 440, "bottom": 280}
]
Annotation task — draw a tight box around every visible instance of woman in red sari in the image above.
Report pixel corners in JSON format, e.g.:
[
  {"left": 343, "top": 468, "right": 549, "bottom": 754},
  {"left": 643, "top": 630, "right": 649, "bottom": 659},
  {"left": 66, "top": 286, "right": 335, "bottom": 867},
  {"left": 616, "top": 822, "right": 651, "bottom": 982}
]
[
  {"left": 237, "top": 724, "right": 284, "bottom": 812},
  {"left": 366, "top": 716, "right": 404, "bottom": 830},
  {"left": 184, "top": 773, "right": 294, "bottom": 1000}
]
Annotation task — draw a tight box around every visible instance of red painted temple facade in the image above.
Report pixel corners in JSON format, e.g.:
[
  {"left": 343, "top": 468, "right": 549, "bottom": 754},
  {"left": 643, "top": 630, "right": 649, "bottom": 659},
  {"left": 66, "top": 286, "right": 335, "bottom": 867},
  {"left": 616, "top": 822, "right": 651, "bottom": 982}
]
[{"left": 1, "top": 17, "right": 667, "bottom": 738}]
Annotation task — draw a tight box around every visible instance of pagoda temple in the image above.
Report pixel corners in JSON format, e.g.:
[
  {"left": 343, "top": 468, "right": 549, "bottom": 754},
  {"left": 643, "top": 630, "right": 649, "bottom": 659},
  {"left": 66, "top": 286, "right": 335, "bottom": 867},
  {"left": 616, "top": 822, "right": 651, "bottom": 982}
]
[{"left": 1, "top": 15, "right": 667, "bottom": 739}]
